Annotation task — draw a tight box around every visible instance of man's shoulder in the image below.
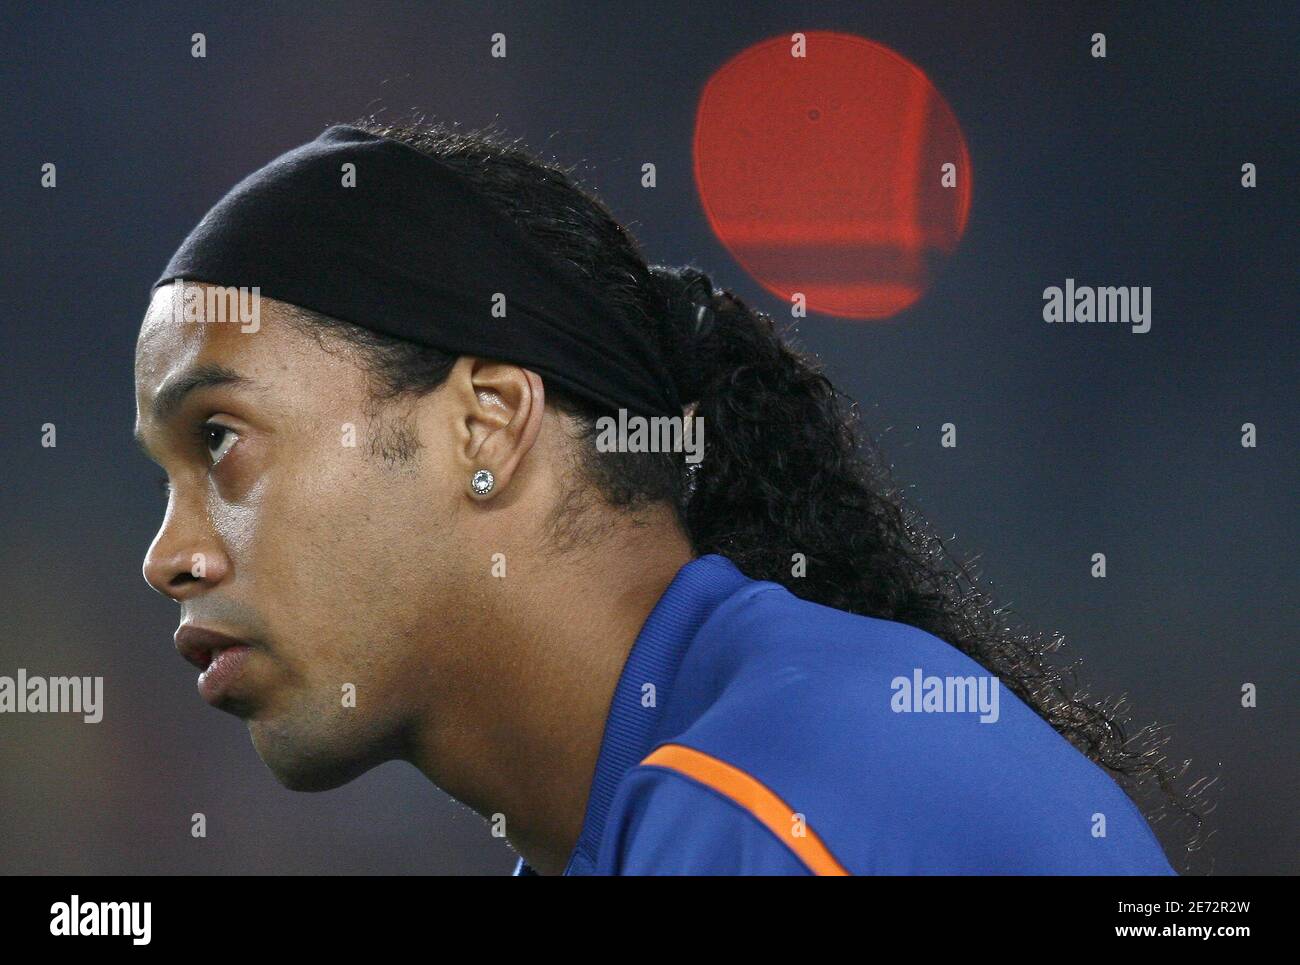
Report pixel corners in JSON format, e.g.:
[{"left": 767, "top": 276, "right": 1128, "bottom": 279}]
[
  {"left": 612, "top": 585, "right": 1175, "bottom": 874},
  {"left": 694, "top": 576, "right": 985, "bottom": 686},
  {"left": 671, "top": 578, "right": 1015, "bottom": 745}
]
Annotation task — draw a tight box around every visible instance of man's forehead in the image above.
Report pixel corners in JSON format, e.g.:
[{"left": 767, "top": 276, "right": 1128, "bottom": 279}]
[
  {"left": 136, "top": 283, "right": 293, "bottom": 376},
  {"left": 139, "top": 282, "right": 285, "bottom": 334},
  {"left": 135, "top": 284, "right": 278, "bottom": 413}
]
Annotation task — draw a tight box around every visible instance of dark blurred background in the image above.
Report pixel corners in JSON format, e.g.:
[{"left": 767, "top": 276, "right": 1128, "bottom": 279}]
[{"left": 1, "top": 1, "right": 1295, "bottom": 874}]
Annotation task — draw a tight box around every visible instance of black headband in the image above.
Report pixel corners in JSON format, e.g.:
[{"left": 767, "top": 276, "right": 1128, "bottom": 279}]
[{"left": 153, "top": 125, "right": 682, "bottom": 417}]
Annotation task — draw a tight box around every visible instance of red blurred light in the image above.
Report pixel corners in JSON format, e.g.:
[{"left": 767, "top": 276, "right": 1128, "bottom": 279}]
[{"left": 694, "top": 31, "right": 972, "bottom": 320}]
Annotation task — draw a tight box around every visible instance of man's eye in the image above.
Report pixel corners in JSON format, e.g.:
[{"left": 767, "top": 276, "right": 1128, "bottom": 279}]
[{"left": 200, "top": 422, "right": 238, "bottom": 466}]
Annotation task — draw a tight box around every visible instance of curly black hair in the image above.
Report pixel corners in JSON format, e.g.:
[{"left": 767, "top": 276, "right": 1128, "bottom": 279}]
[{"left": 284, "top": 114, "right": 1214, "bottom": 872}]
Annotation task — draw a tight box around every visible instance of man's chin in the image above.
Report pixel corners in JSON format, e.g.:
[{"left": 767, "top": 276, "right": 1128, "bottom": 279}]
[{"left": 247, "top": 719, "right": 387, "bottom": 792}]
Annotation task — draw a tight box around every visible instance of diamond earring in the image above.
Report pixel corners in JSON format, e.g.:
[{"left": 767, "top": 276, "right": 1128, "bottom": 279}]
[{"left": 470, "top": 469, "right": 495, "bottom": 496}]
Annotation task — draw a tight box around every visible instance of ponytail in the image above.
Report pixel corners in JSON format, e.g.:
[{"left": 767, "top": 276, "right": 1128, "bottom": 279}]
[{"left": 653, "top": 264, "right": 927, "bottom": 620}]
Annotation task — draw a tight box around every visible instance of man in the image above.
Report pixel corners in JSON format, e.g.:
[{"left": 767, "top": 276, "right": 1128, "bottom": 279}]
[{"left": 134, "top": 121, "right": 1181, "bottom": 874}]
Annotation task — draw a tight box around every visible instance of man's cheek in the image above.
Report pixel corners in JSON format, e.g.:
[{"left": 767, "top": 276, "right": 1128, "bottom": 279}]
[{"left": 210, "top": 479, "right": 270, "bottom": 557}]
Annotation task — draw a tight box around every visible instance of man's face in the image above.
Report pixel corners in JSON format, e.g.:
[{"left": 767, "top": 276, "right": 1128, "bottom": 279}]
[{"left": 134, "top": 283, "right": 471, "bottom": 790}]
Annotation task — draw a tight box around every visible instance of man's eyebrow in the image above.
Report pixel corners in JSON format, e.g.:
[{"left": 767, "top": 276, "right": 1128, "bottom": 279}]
[
  {"left": 134, "top": 362, "right": 255, "bottom": 452},
  {"left": 150, "top": 361, "right": 255, "bottom": 423}
]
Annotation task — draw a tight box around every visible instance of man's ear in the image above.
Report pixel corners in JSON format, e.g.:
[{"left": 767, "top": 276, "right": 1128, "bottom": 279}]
[{"left": 444, "top": 355, "right": 545, "bottom": 499}]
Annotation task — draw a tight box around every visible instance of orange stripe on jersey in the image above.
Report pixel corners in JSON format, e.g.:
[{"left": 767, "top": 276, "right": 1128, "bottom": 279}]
[{"left": 639, "top": 743, "right": 851, "bottom": 876}]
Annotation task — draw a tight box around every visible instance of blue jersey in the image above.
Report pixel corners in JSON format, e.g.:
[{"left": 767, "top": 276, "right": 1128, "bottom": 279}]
[{"left": 516, "top": 554, "right": 1175, "bottom": 875}]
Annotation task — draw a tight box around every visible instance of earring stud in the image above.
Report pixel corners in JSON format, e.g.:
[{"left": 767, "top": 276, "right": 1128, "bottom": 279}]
[{"left": 470, "top": 469, "right": 495, "bottom": 496}]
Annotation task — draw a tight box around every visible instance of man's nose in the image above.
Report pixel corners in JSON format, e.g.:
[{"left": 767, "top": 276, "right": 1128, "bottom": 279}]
[{"left": 142, "top": 508, "right": 230, "bottom": 601}]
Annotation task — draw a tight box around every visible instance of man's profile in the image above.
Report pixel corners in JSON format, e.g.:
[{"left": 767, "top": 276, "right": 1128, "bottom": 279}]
[{"left": 133, "top": 119, "right": 1192, "bottom": 875}]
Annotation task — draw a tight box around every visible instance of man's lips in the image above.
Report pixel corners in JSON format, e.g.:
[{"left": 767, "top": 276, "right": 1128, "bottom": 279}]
[
  {"left": 175, "top": 625, "right": 257, "bottom": 706},
  {"left": 174, "top": 625, "right": 253, "bottom": 670}
]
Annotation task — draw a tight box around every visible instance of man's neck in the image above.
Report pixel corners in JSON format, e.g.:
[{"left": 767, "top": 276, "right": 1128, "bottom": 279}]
[{"left": 408, "top": 516, "right": 695, "bottom": 875}]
